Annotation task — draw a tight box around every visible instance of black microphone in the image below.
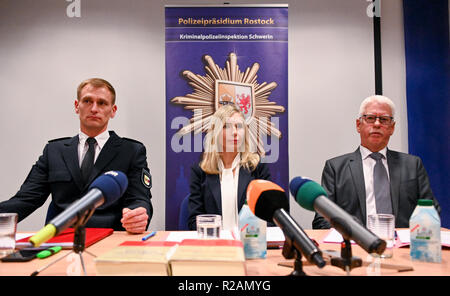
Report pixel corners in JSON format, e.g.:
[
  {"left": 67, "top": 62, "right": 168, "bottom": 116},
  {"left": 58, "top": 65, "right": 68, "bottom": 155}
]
[
  {"left": 289, "top": 176, "right": 386, "bottom": 255},
  {"left": 247, "top": 180, "right": 326, "bottom": 268},
  {"left": 29, "top": 171, "right": 128, "bottom": 247}
]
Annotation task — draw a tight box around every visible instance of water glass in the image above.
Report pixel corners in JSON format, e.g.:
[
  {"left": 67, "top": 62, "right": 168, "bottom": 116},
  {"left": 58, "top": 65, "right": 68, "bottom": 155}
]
[
  {"left": 0, "top": 213, "right": 18, "bottom": 257},
  {"left": 196, "top": 214, "right": 221, "bottom": 239},
  {"left": 367, "top": 214, "right": 395, "bottom": 258}
]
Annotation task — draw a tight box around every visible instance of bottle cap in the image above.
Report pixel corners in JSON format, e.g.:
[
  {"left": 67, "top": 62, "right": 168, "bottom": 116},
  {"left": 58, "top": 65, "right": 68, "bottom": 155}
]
[{"left": 417, "top": 199, "right": 433, "bottom": 206}]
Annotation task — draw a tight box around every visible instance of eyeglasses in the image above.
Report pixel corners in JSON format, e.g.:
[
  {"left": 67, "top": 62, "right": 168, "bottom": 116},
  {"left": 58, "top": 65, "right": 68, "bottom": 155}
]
[{"left": 361, "top": 114, "right": 394, "bottom": 125}]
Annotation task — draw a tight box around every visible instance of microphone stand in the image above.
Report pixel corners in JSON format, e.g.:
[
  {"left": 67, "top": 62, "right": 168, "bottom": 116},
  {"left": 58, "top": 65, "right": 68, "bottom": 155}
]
[
  {"left": 329, "top": 239, "right": 362, "bottom": 276},
  {"left": 30, "top": 209, "right": 97, "bottom": 276},
  {"left": 281, "top": 236, "right": 307, "bottom": 276}
]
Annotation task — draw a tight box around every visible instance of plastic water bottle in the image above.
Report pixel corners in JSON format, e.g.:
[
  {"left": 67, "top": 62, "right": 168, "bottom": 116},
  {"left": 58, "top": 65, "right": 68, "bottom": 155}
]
[
  {"left": 238, "top": 204, "right": 267, "bottom": 259},
  {"left": 409, "top": 199, "right": 441, "bottom": 263}
]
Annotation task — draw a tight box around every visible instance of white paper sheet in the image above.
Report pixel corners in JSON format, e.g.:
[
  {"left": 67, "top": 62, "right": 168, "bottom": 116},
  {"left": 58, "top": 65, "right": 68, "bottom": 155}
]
[
  {"left": 165, "top": 227, "right": 287, "bottom": 243},
  {"left": 165, "top": 230, "right": 234, "bottom": 242},
  {"left": 322, "top": 228, "right": 356, "bottom": 244},
  {"left": 396, "top": 229, "right": 450, "bottom": 247},
  {"left": 267, "top": 226, "right": 285, "bottom": 242}
]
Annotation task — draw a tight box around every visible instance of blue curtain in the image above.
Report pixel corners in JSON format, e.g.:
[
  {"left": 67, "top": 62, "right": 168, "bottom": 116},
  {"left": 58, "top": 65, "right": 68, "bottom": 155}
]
[{"left": 403, "top": 0, "right": 449, "bottom": 227}]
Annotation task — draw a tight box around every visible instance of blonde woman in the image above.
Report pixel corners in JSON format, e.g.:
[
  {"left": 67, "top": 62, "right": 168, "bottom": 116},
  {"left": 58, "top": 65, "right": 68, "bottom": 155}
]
[{"left": 187, "top": 104, "right": 271, "bottom": 231}]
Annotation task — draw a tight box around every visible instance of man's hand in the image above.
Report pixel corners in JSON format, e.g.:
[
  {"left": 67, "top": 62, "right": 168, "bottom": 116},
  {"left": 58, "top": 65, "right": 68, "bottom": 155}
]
[{"left": 121, "top": 207, "right": 148, "bottom": 234}]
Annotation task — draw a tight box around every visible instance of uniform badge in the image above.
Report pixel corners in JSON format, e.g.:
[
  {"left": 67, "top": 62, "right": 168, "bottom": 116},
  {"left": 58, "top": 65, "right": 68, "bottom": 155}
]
[{"left": 141, "top": 169, "right": 152, "bottom": 189}]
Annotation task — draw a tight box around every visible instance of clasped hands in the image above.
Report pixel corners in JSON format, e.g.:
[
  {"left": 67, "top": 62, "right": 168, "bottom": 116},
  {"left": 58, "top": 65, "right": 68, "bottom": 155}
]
[{"left": 121, "top": 207, "right": 148, "bottom": 234}]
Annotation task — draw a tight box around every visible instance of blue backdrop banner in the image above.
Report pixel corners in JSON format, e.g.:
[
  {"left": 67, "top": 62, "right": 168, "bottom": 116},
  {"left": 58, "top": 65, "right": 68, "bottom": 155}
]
[
  {"left": 403, "top": 0, "right": 449, "bottom": 227},
  {"left": 165, "top": 5, "right": 289, "bottom": 230}
]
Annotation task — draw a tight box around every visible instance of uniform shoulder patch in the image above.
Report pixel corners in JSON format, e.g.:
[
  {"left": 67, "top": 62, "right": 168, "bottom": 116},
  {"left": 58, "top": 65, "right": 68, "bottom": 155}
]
[
  {"left": 141, "top": 168, "right": 152, "bottom": 189},
  {"left": 48, "top": 137, "right": 71, "bottom": 143}
]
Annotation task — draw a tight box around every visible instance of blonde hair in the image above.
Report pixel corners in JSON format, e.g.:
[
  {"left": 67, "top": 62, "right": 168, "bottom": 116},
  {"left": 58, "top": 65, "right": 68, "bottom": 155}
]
[
  {"left": 77, "top": 78, "right": 116, "bottom": 104},
  {"left": 200, "top": 104, "right": 260, "bottom": 174}
]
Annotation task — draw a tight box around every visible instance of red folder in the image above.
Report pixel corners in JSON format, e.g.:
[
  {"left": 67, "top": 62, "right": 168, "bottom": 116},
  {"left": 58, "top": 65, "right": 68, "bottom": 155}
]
[{"left": 16, "top": 228, "right": 114, "bottom": 249}]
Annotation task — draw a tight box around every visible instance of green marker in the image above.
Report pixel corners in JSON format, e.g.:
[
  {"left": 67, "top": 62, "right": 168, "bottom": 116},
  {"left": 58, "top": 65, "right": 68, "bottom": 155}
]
[{"left": 36, "top": 246, "right": 62, "bottom": 259}]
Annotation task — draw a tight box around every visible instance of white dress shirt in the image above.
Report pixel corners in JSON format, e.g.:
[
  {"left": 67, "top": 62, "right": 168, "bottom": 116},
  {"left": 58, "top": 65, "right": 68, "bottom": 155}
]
[
  {"left": 360, "top": 145, "right": 390, "bottom": 221},
  {"left": 78, "top": 130, "right": 110, "bottom": 167},
  {"left": 219, "top": 154, "right": 241, "bottom": 232}
]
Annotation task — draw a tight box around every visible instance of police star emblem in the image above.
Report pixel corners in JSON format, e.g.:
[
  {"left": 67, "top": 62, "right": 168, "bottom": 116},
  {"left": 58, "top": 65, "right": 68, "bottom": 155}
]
[{"left": 170, "top": 52, "right": 285, "bottom": 155}]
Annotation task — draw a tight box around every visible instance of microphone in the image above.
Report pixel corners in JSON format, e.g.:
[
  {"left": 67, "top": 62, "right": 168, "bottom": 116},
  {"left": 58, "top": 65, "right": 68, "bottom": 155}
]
[
  {"left": 29, "top": 171, "right": 128, "bottom": 247},
  {"left": 246, "top": 179, "right": 326, "bottom": 268},
  {"left": 289, "top": 176, "right": 386, "bottom": 255}
]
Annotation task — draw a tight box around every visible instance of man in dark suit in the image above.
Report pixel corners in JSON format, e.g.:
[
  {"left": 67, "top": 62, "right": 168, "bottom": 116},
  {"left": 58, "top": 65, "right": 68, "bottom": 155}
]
[
  {"left": 0, "top": 78, "right": 152, "bottom": 233},
  {"left": 313, "top": 95, "right": 440, "bottom": 229}
]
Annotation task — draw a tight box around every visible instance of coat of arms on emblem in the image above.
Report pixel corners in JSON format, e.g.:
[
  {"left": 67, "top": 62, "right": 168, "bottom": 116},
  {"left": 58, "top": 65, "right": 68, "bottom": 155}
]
[
  {"left": 170, "top": 52, "right": 285, "bottom": 155},
  {"left": 215, "top": 80, "right": 255, "bottom": 124}
]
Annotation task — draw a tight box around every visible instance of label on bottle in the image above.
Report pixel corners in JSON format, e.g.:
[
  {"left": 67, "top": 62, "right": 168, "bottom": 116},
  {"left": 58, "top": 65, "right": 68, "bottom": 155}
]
[
  {"left": 410, "top": 208, "right": 442, "bottom": 263},
  {"left": 239, "top": 205, "right": 267, "bottom": 259}
]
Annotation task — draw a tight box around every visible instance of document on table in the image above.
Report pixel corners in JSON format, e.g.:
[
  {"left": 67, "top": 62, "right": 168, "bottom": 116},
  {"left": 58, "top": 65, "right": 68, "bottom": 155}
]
[
  {"left": 165, "top": 227, "right": 286, "bottom": 244},
  {"left": 322, "top": 228, "right": 356, "bottom": 244},
  {"left": 396, "top": 229, "right": 450, "bottom": 247},
  {"left": 323, "top": 228, "right": 450, "bottom": 247},
  {"left": 15, "top": 233, "right": 35, "bottom": 241},
  {"left": 165, "top": 230, "right": 234, "bottom": 242},
  {"left": 267, "top": 227, "right": 285, "bottom": 242}
]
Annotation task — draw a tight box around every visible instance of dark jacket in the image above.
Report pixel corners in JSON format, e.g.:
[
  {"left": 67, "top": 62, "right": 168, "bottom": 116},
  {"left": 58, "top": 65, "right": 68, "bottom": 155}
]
[
  {"left": 313, "top": 148, "right": 440, "bottom": 229},
  {"left": 0, "top": 131, "right": 153, "bottom": 230},
  {"left": 188, "top": 161, "right": 271, "bottom": 230}
]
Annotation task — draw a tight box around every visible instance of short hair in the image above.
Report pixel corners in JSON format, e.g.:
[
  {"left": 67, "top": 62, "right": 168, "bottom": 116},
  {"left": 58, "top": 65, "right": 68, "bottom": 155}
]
[
  {"left": 200, "top": 104, "right": 260, "bottom": 174},
  {"left": 77, "top": 78, "right": 116, "bottom": 104},
  {"left": 358, "top": 95, "right": 396, "bottom": 118}
]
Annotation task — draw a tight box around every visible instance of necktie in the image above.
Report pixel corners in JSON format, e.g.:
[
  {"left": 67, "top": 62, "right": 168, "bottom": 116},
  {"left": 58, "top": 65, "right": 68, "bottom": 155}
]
[
  {"left": 370, "top": 152, "right": 393, "bottom": 214},
  {"left": 80, "top": 137, "right": 96, "bottom": 185}
]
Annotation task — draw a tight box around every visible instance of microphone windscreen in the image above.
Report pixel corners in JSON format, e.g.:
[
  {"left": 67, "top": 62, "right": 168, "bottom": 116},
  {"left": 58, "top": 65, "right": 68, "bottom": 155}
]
[
  {"left": 89, "top": 171, "right": 128, "bottom": 207},
  {"left": 246, "top": 180, "right": 289, "bottom": 222},
  {"left": 289, "top": 176, "right": 312, "bottom": 197},
  {"left": 294, "top": 178, "right": 328, "bottom": 211}
]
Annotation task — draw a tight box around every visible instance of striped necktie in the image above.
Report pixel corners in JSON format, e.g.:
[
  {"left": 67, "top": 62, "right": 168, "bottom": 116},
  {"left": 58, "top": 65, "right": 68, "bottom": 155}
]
[{"left": 370, "top": 152, "right": 393, "bottom": 214}]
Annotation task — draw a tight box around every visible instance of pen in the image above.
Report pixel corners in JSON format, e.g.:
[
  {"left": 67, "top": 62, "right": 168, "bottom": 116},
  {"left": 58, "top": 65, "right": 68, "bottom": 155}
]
[
  {"left": 36, "top": 246, "right": 62, "bottom": 259},
  {"left": 142, "top": 231, "right": 157, "bottom": 241}
]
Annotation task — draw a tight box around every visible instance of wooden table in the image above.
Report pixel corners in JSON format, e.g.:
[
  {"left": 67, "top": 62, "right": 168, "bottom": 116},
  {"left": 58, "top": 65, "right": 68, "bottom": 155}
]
[
  {"left": 247, "top": 229, "right": 450, "bottom": 276},
  {"left": 1, "top": 229, "right": 448, "bottom": 276}
]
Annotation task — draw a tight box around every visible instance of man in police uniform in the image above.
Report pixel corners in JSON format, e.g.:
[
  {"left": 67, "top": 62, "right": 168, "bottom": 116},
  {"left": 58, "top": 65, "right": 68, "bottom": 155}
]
[{"left": 0, "top": 78, "right": 153, "bottom": 233}]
